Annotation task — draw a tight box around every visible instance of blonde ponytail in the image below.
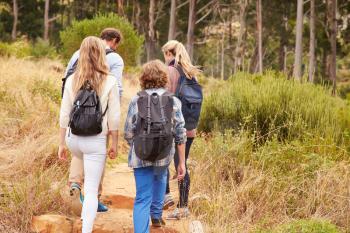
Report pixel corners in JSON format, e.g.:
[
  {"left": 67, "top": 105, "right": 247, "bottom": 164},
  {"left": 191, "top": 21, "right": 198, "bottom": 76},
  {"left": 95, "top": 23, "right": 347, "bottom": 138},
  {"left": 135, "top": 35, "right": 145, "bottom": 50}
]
[{"left": 162, "top": 40, "right": 201, "bottom": 79}]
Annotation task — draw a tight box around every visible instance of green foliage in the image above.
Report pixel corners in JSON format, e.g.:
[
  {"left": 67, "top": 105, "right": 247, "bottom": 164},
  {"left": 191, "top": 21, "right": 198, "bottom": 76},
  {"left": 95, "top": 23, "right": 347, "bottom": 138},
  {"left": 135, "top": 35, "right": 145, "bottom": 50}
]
[
  {"left": 60, "top": 13, "right": 144, "bottom": 66},
  {"left": 0, "top": 39, "right": 32, "bottom": 58},
  {"left": 0, "top": 38, "right": 58, "bottom": 59},
  {"left": 256, "top": 219, "right": 341, "bottom": 233},
  {"left": 191, "top": 131, "right": 350, "bottom": 232},
  {"left": 31, "top": 39, "right": 58, "bottom": 59},
  {"left": 199, "top": 71, "right": 350, "bottom": 144}
]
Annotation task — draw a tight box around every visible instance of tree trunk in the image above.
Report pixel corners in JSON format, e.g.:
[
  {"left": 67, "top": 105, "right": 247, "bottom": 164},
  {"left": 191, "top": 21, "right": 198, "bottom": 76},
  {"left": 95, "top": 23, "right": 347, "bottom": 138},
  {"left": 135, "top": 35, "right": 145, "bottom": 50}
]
[
  {"left": 186, "top": 0, "right": 196, "bottom": 59},
  {"left": 234, "top": 0, "right": 248, "bottom": 73},
  {"left": 256, "top": 0, "right": 263, "bottom": 73},
  {"left": 328, "top": 0, "right": 337, "bottom": 95},
  {"left": 308, "top": 0, "right": 316, "bottom": 82},
  {"left": 168, "top": 0, "right": 177, "bottom": 40},
  {"left": 279, "top": 6, "right": 289, "bottom": 74},
  {"left": 117, "top": 0, "right": 124, "bottom": 16},
  {"left": 147, "top": 0, "right": 156, "bottom": 61},
  {"left": 11, "top": 0, "right": 18, "bottom": 41},
  {"left": 135, "top": 1, "right": 141, "bottom": 32},
  {"left": 293, "top": 0, "right": 304, "bottom": 80},
  {"left": 44, "top": 0, "right": 50, "bottom": 41},
  {"left": 221, "top": 23, "right": 225, "bottom": 80}
]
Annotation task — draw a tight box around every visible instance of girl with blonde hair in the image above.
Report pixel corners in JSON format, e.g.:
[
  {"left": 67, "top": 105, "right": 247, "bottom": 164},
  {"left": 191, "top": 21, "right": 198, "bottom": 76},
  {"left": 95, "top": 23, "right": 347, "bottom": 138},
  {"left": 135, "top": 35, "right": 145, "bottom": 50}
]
[
  {"left": 58, "top": 36, "right": 120, "bottom": 233},
  {"left": 162, "top": 40, "right": 203, "bottom": 219}
]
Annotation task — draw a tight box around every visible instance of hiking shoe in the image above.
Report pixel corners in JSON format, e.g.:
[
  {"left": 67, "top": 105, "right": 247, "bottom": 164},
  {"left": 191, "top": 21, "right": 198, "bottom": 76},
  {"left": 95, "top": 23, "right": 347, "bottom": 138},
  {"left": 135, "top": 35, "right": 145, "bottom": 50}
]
[
  {"left": 97, "top": 201, "right": 109, "bottom": 212},
  {"left": 151, "top": 218, "right": 166, "bottom": 227},
  {"left": 163, "top": 194, "right": 175, "bottom": 210},
  {"left": 166, "top": 207, "right": 190, "bottom": 220},
  {"left": 80, "top": 194, "right": 109, "bottom": 212},
  {"left": 69, "top": 183, "right": 82, "bottom": 216}
]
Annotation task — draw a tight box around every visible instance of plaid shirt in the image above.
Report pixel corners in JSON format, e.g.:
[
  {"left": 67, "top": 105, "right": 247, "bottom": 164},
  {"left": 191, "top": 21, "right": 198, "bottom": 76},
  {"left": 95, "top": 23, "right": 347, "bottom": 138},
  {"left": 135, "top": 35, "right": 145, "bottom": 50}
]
[{"left": 124, "top": 88, "right": 187, "bottom": 168}]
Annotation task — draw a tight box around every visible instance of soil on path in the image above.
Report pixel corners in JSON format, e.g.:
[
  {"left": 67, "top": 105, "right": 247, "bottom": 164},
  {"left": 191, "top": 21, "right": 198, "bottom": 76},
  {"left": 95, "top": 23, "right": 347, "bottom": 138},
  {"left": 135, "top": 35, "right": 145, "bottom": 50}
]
[{"left": 31, "top": 163, "right": 190, "bottom": 233}]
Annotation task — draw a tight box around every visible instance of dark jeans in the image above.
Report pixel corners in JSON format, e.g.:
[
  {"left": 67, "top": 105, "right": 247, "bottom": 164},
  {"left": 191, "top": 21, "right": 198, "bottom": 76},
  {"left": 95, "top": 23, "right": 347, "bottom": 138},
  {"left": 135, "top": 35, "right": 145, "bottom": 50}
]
[{"left": 166, "top": 137, "right": 194, "bottom": 208}]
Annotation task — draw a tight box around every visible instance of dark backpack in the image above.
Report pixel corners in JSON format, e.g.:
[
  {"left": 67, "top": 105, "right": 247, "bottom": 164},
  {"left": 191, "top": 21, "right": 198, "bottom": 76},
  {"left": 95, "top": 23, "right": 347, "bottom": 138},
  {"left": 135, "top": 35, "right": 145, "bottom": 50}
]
[
  {"left": 62, "top": 48, "right": 115, "bottom": 98},
  {"left": 68, "top": 83, "right": 108, "bottom": 136},
  {"left": 134, "top": 91, "right": 174, "bottom": 162},
  {"left": 172, "top": 64, "right": 203, "bottom": 131}
]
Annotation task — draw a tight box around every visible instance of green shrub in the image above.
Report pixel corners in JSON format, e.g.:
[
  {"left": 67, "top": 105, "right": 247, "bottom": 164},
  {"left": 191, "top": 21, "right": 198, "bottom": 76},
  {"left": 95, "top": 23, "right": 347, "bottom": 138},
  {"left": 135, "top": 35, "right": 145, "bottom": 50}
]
[
  {"left": 31, "top": 39, "right": 58, "bottom": 59},
  {"left": 199, "top": 71, "right": 350, "bottom": 144},
  {"left": 256, "top": 219, "right": 341, "bottom": 233},
  {"left": 191, "top": 131, "right": 350, "bottom": 232},
  {"left": 60, "top": 13, "right": 144, "bottom": 66},
  {"left": 0, "top": 39, "right": 32, "bottom": 58}
]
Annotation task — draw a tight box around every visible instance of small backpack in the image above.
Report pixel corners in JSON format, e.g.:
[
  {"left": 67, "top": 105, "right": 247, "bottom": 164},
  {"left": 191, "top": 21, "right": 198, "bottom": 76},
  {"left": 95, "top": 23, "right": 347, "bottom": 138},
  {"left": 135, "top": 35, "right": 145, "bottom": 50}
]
[
  {"left": 69, "top": 83, "right": 108, "bottom": 136},
  {"left": 62, "top": 48, "right": 115, "bottom": 98},
  {"left": 134, "top": 91, "right": 174, "bottom": 162},
  {"left": 172, "top": 65, "right": 203, "bottom": 131}
]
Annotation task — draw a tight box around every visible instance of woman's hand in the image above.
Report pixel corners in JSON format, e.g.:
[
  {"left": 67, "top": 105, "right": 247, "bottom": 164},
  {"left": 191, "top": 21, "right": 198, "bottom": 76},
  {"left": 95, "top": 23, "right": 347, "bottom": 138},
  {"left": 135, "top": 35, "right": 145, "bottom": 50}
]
[
  {"left": 177, "top": 162, "right": 186, "bottom": 181},
  {"left": 108, "top": 142, "right": 118, "bottom": 159},
  {"left": 58, "top": 145, "right": 68, "bottom": 161}
]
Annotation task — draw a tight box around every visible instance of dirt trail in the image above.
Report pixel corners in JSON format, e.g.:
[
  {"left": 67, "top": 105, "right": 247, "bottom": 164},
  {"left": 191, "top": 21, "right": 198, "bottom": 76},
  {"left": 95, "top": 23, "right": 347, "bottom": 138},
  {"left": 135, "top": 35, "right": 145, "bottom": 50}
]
[{"left": 32, "top": 163, "right": 190, "bottom": 233}]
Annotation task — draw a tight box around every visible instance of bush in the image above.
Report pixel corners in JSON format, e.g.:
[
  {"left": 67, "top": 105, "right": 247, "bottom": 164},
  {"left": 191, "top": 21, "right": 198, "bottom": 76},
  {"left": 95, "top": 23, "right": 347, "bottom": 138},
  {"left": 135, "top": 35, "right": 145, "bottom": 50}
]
[
  {"left": 256, "top": 219, "right": 341, "bottom": 233},
  {"left": 0, "top": 39, "right": 32, "bottom": 58},
  {"left": 60, "top": 13, "right": 144, "bottom": 66},
  {"left": 31, "top": 39, "right": 58, "bottom": 59},
  {"left": 199, "top": 71, "right": 350, "bottom": 144},
  {"left": 190, "top": 131, "right": 350, "bottom": 232},
  {"left": 0, "top": 38, "right": 57, "bottom": 59}
]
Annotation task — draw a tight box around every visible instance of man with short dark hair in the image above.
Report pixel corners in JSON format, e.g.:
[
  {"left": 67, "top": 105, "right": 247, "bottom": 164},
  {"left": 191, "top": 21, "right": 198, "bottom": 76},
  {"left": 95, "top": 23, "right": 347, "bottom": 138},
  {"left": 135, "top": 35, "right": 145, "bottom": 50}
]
[
  {"left": 65, "top": 28, "right": 124, "bottom": 96},
  {"left": 64, "top": 28, "right": 124, "bottom": 213}
]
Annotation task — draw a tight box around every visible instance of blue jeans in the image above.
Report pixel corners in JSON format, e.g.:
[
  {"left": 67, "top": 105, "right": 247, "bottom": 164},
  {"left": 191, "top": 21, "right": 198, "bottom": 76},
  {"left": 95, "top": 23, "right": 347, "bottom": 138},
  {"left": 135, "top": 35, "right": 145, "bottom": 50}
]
[{"left": 133, "top": 166, "right": 167, "bottom": 233}]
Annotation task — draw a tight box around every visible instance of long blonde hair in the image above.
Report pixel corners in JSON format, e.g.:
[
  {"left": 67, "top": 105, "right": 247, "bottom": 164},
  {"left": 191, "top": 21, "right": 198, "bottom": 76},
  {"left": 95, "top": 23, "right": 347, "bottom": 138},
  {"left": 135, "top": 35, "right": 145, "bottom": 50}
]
[
  {"left": 73, "top": 36, "right": 109, "bottom": 96},
  {"left": 162, "top": 40, "right": 201, "bottom": 79}
]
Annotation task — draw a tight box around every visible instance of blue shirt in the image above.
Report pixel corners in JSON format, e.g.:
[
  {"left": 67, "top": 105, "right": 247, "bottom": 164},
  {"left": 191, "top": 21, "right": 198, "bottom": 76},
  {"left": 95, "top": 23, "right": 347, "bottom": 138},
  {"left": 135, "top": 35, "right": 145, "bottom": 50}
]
[
  {"left": 124, "top": 88, "right": 187, "bottom": 168},
  {"left": 64, "top": 48, "right": 124, "bottom": 96}
]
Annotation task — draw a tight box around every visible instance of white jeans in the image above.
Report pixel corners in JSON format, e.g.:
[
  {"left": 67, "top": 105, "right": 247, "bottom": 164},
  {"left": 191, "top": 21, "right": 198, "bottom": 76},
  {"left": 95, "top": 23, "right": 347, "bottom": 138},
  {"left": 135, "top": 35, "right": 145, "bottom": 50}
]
[{"left": 66, "top": 133, "right": 107, "bottom": 233}]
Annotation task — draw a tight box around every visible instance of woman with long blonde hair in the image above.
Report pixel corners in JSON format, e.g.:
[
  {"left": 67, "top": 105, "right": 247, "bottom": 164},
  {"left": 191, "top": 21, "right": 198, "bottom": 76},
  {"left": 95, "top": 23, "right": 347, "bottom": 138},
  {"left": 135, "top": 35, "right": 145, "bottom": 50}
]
[
  {"left": 58, "top": 36, "right": 120, "bottom": 233},
  {"left": 162, "top": 40, "right": 202, "bottom": 219}
]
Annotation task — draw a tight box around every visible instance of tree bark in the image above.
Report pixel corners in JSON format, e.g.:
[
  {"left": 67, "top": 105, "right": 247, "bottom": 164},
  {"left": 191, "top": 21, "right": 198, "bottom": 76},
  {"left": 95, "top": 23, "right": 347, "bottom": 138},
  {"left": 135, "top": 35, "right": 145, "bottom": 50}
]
[
  {"left": 117, "top": 0, "right": 124, "bottom": 16},
  {"left": 11, "top": 0, "right": 18, "bottom": 41},
  {"left": 234, "top": 0, "right": 248, "bottom": 73},
  {"left": 328, "top": 0, "right": 337, "bottom": 95},
  {"left": 293, "top": 0, "right": 304, "bottom": 80},
  {"left": 147, "top": 0, "right": 156, "bottom": 61},
  {"left": 279, "top": 6, "right": 289, "bottom": 74},
  {"left": 221, "top": 23, "right": 225, "bottom": 80},
  {"left": 186, "top": 0, "right": 196, "bottom": 59},
  {"left": 168, "top": 0, "right": 177, "bottom": 40},
  {"left": 256, "top": 0, "right": 263, "bottom": 73},
  {"left": 308, "top": 0, "right": 316, "bottom": 82},
  {"left": 44, "top": 0, "right": 50, "bottom": 41}
]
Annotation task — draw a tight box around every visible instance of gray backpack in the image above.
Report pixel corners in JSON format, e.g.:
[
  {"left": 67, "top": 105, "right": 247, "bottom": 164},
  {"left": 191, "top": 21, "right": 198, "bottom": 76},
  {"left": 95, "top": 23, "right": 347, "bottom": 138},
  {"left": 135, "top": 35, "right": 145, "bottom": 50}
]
[{"left": 134, "top": 91, "right": 174, "bottom": 162}]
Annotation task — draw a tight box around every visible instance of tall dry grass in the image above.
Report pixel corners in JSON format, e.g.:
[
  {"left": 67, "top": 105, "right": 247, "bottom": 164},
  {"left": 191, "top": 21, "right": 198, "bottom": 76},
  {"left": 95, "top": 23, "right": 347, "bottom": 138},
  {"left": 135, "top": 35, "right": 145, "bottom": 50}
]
[
  {"left": 0, "top": 57, "right": 69, "bottom": 232},
  {"left": 190, "top": 132, "right": 350, "bottom": 233}
]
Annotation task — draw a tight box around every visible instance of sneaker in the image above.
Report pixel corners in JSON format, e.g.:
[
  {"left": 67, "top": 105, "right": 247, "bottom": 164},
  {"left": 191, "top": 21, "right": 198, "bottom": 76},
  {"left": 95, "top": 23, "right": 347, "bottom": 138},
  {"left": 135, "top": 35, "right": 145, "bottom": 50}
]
[
  {"left": 69, "top": 183, "right": 82, "bottom": 216},
  {"left": 166, "top": 207, "right": 190, "bottom": 220},
  {"left": 163, "top": 194, "right": 175, "bottom": 210},
  {"left": 151, "top": 218, "right": 166, "bottom": 227},
  {"left": 79, "top": 194, "right": 109, "bottom": 212}
]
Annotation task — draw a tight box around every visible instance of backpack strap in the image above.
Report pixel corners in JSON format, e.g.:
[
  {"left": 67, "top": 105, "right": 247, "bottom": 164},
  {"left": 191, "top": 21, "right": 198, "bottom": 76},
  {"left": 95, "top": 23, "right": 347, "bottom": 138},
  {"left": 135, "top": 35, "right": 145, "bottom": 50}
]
[
  {"left": 102, "top": 104, "right": 108, "bottom": 117},
  {"left": 172, "top": 65, "right": 187, "bottom": 97},
  {"left": 105, "top": 48, "right": 115, "bottom": 55}
]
